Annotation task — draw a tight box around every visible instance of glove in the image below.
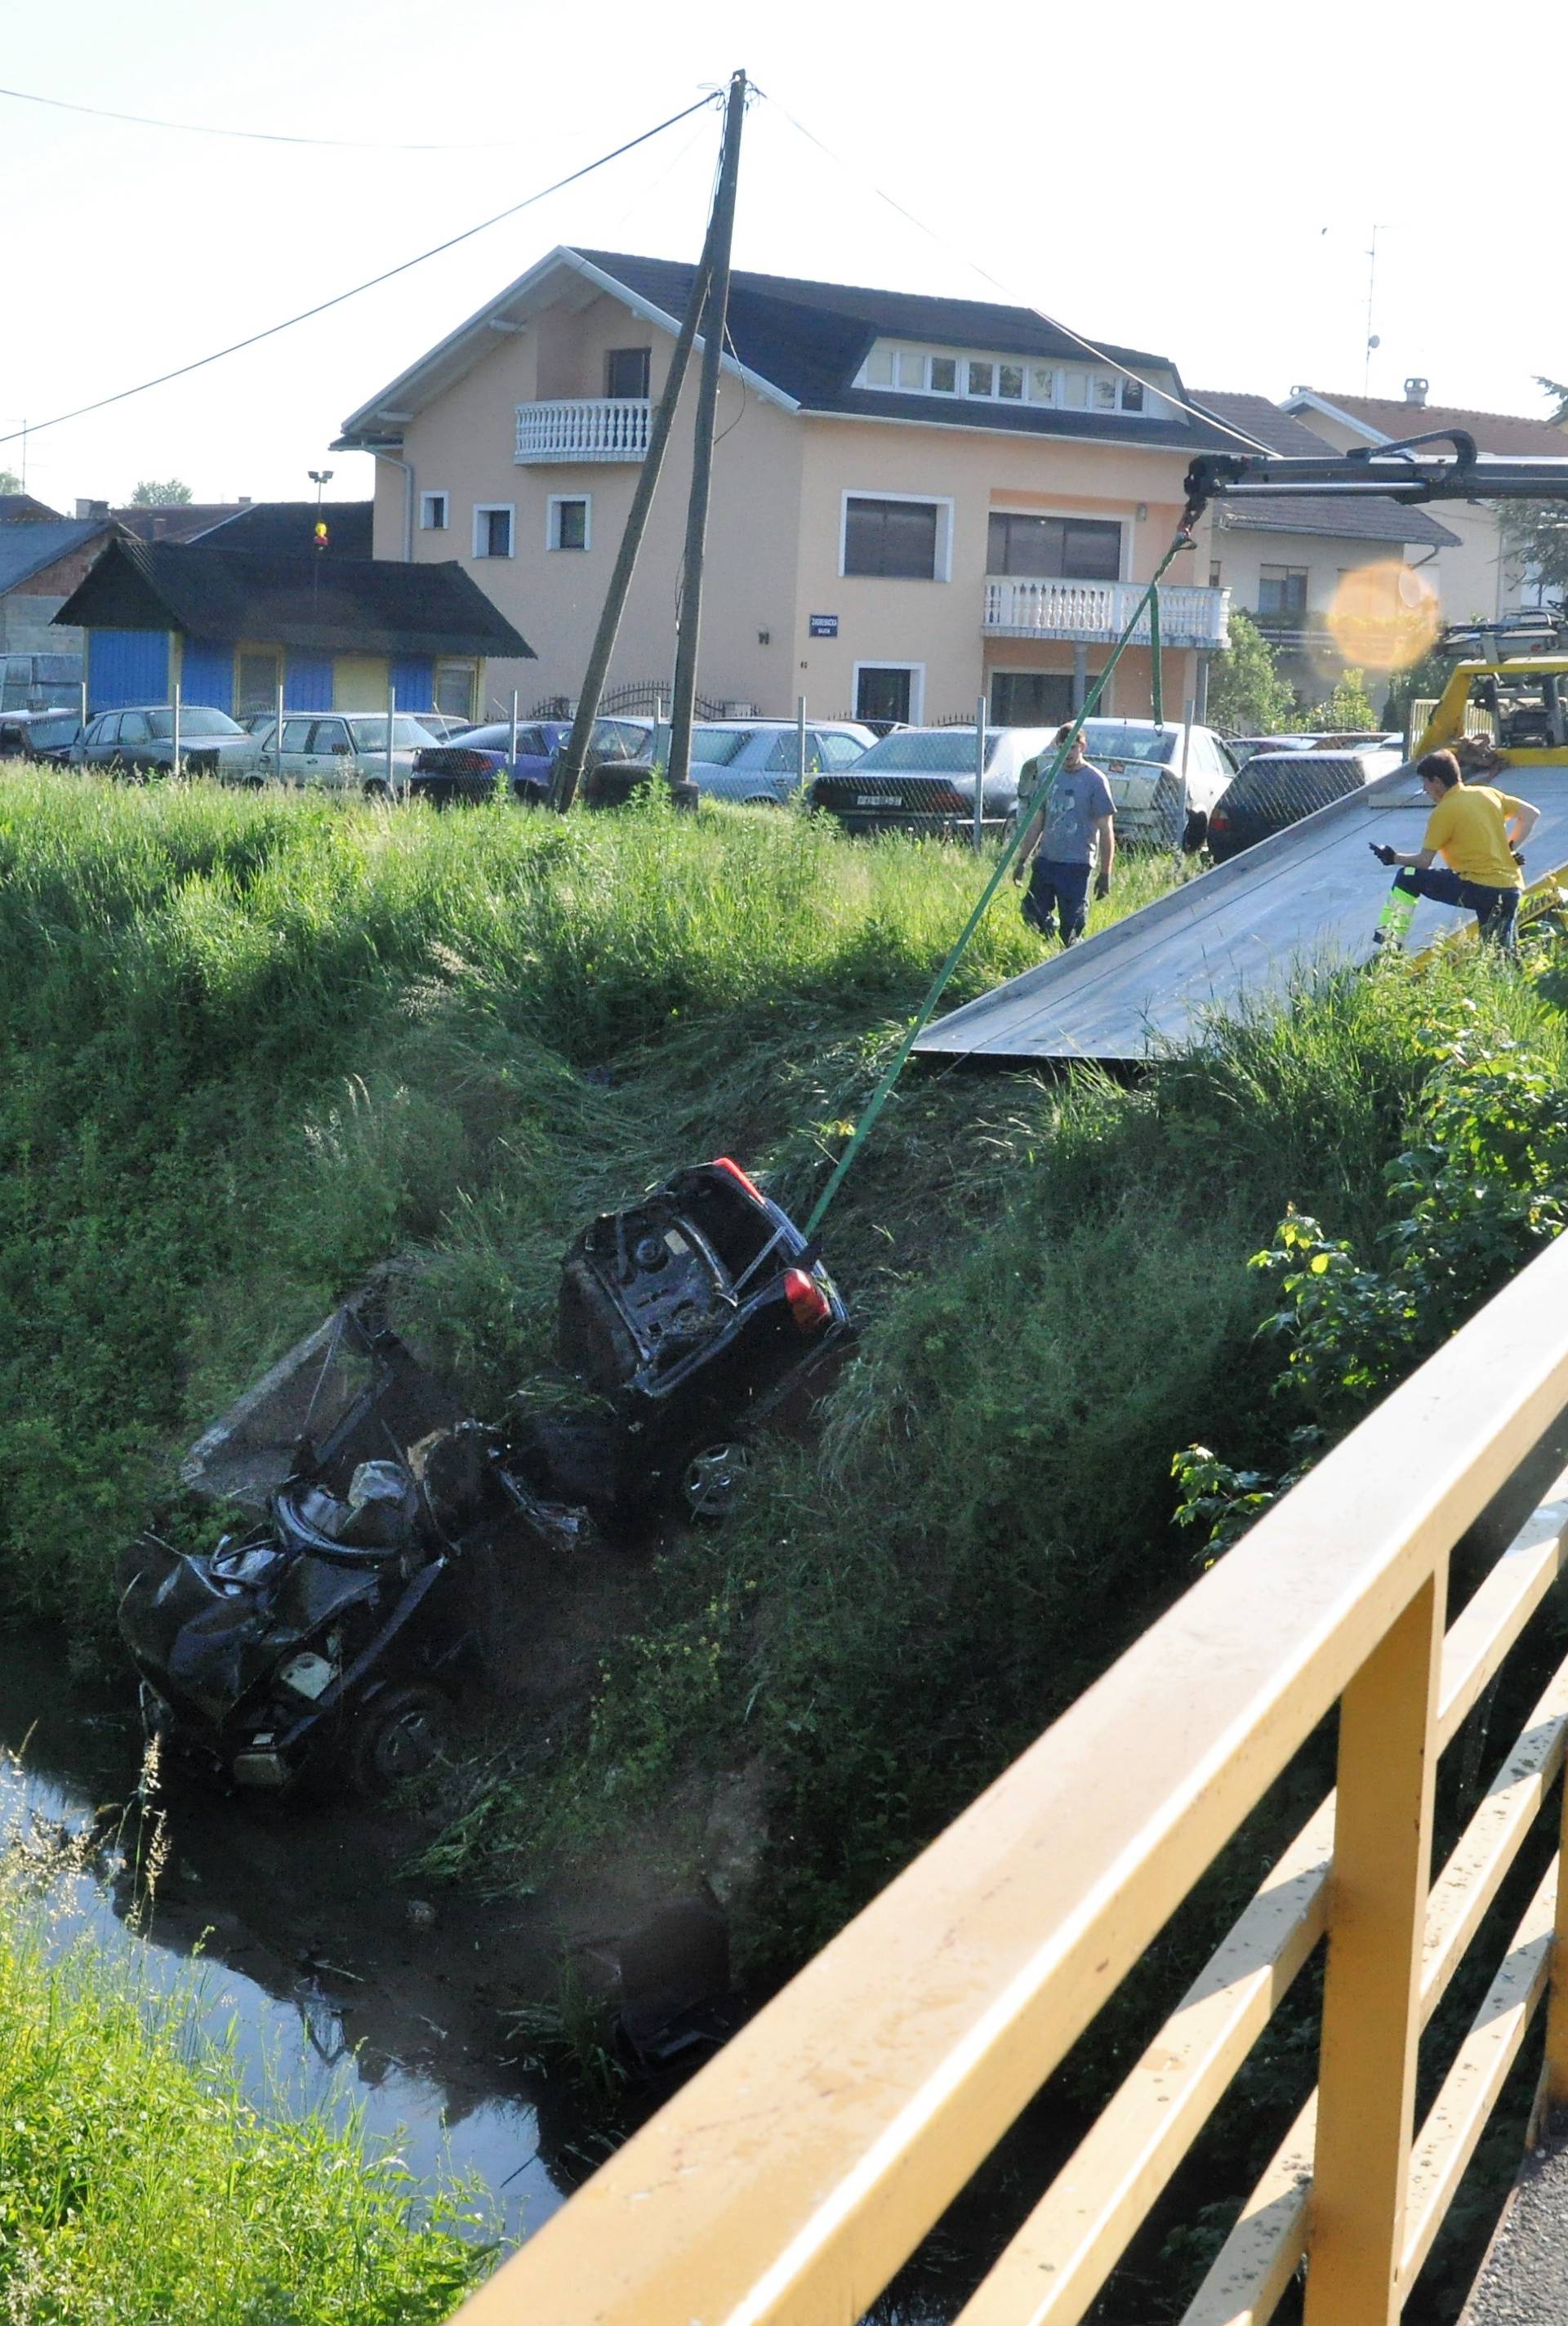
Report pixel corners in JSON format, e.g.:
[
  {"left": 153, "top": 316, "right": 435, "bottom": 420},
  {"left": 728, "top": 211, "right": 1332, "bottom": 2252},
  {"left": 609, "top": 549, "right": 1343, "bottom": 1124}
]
[
  {"left": 1094, "top": 870, "right": 1111, "bottom": 899},
  {"left": 1512, "top": 846, "right": 1526, "bottom": 867},
  {"left": 1370, "top": 843, "right": 1397, "bottom": 867}
]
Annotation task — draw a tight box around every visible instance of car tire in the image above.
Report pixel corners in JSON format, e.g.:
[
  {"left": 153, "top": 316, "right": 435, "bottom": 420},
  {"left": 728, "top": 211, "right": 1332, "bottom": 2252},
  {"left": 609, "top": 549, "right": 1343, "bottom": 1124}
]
[
  {"left": 242, "top": 777, "right": 265, "bottom": 790},
  {"left": 363, "top": 778, "right": 391, "bottom": 800},
  {"left": 1183, "top": 809, "right": 1209, "bottom": 853},
  {"left": 345, "top": 1683, "right": 452, "bottom": 1797},
  {"left": 671, "top": 782, "right": 700, "bottom": 813},
  {"left": 675, "top": 1441, "right": 752, "bottom": 1524},
  {"left": 744, "top": 795, "right": 783, "bottom": 809}
]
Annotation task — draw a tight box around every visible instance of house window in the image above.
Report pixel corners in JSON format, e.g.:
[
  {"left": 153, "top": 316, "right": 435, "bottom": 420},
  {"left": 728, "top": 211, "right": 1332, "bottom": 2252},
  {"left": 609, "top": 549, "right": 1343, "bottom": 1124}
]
[
  {"left": 863, "top": 348, "right": 895, "bottom": 386},
  {"left": 967, "top": 360, "right": 995, "bottom": 398},
  {"left": 236, "top": 648, "right": 282, "bottom": 711},
  {"left": 434, "top": 660, "right": 476, "bottom": 719},
  {"left": 987, "top": 512, "right": 1121, "bottom": 582},
  {"left": 895, "top": 351, "right": 925, "bottom": 389},
  {"left": 1258, "top": 564, "right": 1309, "bottom": 617},
  {"left": 474, "top": 505, "right": 514, "bottom": 559},
  {"left": 1060, "top": 369, "right": 1089, "bottom": 408},
  {"left": 1120, "top": 378, "right": 1145, "bottom": 412},
  {"left": 420, "top": 492, "right": 448, "bottom": 531},
  {"left": 1094, "top": 377, "right": 1118, "bottom": 410},
  {"left": 1209, "top": 561, "right": 1223, "bottom": 588},
  {"left": 854, "top": 664, "right": 924, "bottom": 725},
  {"left": 998, "top": 363, "right": 1024, "bottom": 401},
  {"left": 843, "top": 496, "right": 947, "bottom": 582},
  {"left": 604, "top": 346, "right": 651, "bottom": 399},
  {"left": 548, "top": 495, "right": 590, "bottom": 551},
  {"left": 1029, "top": 364, "right": 1056, "bottom": 403},
  {"left": 928, "top": 356, "right": 957, "bottom": 394}
]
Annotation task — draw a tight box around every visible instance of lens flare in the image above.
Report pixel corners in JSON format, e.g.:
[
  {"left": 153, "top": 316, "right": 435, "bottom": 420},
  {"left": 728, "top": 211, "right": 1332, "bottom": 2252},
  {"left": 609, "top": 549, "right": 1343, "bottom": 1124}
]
[{"left": 1325, "top": 559, "right": 1441, "bottom": 673}]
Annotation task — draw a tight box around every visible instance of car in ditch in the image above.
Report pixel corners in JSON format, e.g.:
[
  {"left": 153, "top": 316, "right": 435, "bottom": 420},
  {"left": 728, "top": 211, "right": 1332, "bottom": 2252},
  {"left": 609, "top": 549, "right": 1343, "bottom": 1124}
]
[{"left": 117, "top": 1159, "right": 848, "bottom": 1799}]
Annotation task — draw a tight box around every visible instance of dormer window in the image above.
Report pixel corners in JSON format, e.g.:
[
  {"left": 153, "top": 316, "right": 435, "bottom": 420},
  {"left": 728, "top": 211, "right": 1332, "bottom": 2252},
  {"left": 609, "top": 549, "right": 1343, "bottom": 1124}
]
[{"left": 854, "top": 340, "right": 1162, "bottom": 417}]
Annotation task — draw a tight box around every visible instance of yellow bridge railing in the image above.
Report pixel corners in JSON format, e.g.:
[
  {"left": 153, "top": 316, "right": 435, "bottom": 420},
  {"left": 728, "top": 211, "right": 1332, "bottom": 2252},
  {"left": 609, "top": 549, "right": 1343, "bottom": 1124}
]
[{"left": 454, "top": 1228, "right": 1568, "bottom": 2326}]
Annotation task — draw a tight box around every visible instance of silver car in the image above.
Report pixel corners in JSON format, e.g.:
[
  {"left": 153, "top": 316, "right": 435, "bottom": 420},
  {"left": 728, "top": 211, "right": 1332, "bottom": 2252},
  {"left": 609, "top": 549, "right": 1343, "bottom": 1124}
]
[
  {"left": 72, "top": 705, "right": 262, "bottom": 778},
  {"left": 252, "top": 711, "right": 439, "bottom": 796},
  {"left": 688, "top": 720, "right": 875, "bottom": 805}
]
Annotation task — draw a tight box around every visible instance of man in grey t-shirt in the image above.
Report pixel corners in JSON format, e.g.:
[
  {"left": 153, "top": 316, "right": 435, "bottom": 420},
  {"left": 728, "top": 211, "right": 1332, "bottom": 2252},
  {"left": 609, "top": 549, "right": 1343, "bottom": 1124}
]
[{"left": 1010, "top": 724, "right": 1116, "bottom": 946}]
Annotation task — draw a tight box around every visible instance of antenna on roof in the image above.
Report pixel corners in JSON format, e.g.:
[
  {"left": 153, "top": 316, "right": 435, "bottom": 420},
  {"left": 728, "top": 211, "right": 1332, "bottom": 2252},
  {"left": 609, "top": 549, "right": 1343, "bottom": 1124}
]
[{"left": 1364, "top": 224, "right": 1389, "bottom": 392}]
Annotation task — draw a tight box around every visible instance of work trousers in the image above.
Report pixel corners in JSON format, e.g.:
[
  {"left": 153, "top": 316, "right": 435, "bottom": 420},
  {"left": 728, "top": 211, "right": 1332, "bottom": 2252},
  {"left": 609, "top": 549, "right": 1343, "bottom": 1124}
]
[
  {"left": 1392, "top": 864, "right": 1520, "bottom": 950},
  {"left": 1022, "top": 857, "right": 1092, "bottom": 946}
]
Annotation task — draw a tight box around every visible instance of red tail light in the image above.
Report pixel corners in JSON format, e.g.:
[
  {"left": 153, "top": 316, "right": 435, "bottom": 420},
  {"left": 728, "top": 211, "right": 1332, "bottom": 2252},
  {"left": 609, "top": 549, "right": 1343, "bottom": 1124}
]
[
  {"left": 783, "top": 1268, "right": 831, "bottom": 1332},
  {"left": 713, "top": 1155, "right": 766, "bottom": 1205}
]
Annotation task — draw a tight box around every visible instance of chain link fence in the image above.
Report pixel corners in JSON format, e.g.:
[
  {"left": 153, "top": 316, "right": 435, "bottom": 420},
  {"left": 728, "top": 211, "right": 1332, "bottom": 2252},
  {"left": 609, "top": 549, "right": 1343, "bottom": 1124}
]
[{"left": 1206, "top": 750, "right": 1396, "bottom": 864}]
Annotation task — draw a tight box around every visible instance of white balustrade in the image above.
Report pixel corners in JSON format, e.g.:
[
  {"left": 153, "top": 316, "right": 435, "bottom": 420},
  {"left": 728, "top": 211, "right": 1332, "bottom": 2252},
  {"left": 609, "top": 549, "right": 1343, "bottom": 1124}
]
[
  {"left": 983, "top": 577, "right": 1230, "bottom": 648},
  {"left": 514, "top": 398, "right": 651, "bottom": 463}
]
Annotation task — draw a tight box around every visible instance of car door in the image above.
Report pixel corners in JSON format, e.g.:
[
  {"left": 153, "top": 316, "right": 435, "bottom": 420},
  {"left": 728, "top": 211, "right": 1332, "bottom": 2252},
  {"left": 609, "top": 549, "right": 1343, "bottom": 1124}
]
[
  {"left": 116, "top": 709, "right": 152, "bottom": 771},
  {"left": 78, "top": 713, "right": 115, "bottom": 767},
  {"left": 304, "top": 717, "right": 352, "bottom": 790}
]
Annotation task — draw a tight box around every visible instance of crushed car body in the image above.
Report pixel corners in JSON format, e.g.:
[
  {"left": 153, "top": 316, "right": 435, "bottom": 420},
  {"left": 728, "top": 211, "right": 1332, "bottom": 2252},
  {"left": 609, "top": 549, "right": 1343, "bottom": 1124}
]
[{"left": 117, "top": 1161, "right": 848, "bottom": 1797}]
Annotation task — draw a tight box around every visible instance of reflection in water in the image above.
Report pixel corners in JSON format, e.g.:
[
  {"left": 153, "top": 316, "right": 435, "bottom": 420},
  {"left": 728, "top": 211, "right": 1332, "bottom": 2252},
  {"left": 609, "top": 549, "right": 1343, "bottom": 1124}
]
[{"left": 0, "top": 1624, "right": 569, "bottom": 2246}]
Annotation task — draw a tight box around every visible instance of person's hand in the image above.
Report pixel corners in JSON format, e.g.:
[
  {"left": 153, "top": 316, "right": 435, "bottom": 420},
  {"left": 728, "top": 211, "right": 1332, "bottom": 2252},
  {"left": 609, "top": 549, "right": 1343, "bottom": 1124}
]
[
  {"left": 1370, "top": 842, "right": 1397, "bottom": 867},
  {"left": 1512, "top": 845, "right": 1526, "bottom": 867},
  {"left": 1094, "top": 869, "right": 1111, "bottom": 898}
]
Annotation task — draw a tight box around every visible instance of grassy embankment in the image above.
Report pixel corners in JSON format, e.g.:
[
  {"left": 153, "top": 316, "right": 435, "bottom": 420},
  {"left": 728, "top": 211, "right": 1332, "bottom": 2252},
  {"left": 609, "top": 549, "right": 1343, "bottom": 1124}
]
[
  {"left": 2, "top": 766, "right": 1567, "bottom": 2313},
  {"left": 0, "top": 1792, "right": 488, "bottom": 2320}
]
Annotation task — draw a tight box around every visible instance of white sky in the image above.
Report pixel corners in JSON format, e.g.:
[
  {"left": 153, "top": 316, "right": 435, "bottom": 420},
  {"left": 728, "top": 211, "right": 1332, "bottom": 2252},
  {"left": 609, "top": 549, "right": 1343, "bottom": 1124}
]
[{"left": 5, "top": 0, "right": 1566, "bottom": 512}]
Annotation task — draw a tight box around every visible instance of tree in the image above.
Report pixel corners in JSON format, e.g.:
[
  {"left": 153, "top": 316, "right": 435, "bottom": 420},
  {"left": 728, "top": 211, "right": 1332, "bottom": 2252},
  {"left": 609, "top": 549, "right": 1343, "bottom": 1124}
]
[
  {"left": 1205, "top": 608, "right": 1296, "bottom": 737},
  {"left": 1380, "top": 648, "right": 1451, "bottom": 738},
  {"left": 1496, "top": 377, "right": 1568, "bottom": 604},
  {"left": 130, "top": 479, "right": 194, "bottom": 506},
  {"left": 1537, "top": 376, "right": 1568, "bottom": 426},
  {"left": 1299, "top": 668, "right": 1378, "bottom": 731},
  {"left": 0, "top": 468, "right": 20, "bottom": 497}
]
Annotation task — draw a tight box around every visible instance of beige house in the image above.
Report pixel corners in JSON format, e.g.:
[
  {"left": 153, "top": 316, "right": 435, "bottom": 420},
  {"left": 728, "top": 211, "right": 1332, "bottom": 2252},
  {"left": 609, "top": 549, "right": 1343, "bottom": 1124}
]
[
  {"left": 1192, "top": 391, "right": 1459, "bottom": 699},
  {"left": 1281, "top": 382, "right": 1568, "bottom": 628},
  {"left": 333, "top": 248, "right": 1242, "bottom": 729}
]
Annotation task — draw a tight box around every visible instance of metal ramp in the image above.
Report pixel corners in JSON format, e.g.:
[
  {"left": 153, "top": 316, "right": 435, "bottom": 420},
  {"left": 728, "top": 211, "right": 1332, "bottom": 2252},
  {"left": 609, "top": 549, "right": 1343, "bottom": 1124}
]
[{"left": 915, "top": 766, "right": 1568, "bottom": 1066}]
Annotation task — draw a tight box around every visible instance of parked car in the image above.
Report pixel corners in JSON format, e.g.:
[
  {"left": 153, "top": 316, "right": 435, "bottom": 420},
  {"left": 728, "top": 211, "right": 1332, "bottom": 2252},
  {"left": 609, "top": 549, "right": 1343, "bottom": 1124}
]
[
  {"left": 409, "top": 718, "right": 572, "bottom": 808},
  {"left": 687, "top": 720, "right": 875, "bottom": 806},
  {"left": 808, "top": 725, "right": 1058, "bottom": 836},
  {"left": 73, "top": 705, "right": 263, "bottom": 778},
  {"left": 6, "top": 708, "right": 82, "bottom": 761},
  {"left": 116, "top": 1158, "right": 849, "bottom": 1798},
  {"left": 252, "top": 711, "right": 439, "bottom": 795},
  {"left": 1065, "top": 719, "right": 1241, "bottom": 850},
  {"left": 1225, "top": 730, "right": 1402, "bottom": 770},
  {"left": 0, "top": 711, "right": 35, "bottom": 757},
  {"left": 409, "top": 712, "right": 474, "bottom": 742},
  {"left": 1206, "top": 743, "right": 1408, "bottom": 863}
]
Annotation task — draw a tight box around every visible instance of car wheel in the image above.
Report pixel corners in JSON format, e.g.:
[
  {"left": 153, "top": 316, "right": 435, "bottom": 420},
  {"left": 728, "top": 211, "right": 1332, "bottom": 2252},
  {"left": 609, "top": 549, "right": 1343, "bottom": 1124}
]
[
  {"left": 744, "top": 794, "right": 783, "bottom": 809},
  {"left": 670, "top": 781, "right": 700, "bottom": 813},
  {"left": 677, "top": 1441, "right": 752, "bottom": 1524},
  {"left": 363, "top": 778, "right": 390, "bottom": 800},
  {"left": 345, "top": 1683, "right": 452, "bottom": 1797},
  {"left": 1183, "top": 809, "right": 1209, "bottom": 853},
  {"left": 242, "top": 776, "right": 265, "bottom": 790}
]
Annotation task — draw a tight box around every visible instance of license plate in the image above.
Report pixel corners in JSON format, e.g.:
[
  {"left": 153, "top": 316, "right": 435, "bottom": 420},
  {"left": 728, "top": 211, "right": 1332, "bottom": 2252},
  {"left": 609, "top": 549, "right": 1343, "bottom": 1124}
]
[{"left": 856, "top": 794, "right": 883, "bottom": 806}]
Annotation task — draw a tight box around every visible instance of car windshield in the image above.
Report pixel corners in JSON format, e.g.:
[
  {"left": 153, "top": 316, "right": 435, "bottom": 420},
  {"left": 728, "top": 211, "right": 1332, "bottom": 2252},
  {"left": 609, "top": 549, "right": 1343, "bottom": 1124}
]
[
  {"left": 29, "top": 716, "right": 76, "bottom": 746},
  {"left": 1080, "top": 722, "right": 1179, "bottom": 764},
  {"left": 690, "top": 730, "right": 751, "bottom": 764},
  {"left": 347, "top": 717, "right": 435, "bottom": 749},
  {"left": 148, "top": 708, "right": 244, "bottom": 739},
  {"left": 853, "top": 729, "right": 1001, "bottom": 772}
]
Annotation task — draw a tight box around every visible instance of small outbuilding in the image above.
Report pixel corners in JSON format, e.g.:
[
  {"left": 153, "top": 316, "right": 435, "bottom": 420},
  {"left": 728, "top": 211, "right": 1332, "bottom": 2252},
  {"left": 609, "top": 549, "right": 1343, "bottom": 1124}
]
[{"left": 56, "top": 537, "right": 532, "bottom": 721}]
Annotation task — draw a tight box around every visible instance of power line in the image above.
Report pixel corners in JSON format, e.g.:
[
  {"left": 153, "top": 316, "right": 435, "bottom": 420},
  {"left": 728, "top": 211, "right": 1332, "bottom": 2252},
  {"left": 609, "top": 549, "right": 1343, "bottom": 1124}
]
[
  {"left": 754, "top": 87, "right": 1266, "bottom": 454},
  {"left": 0, "top": 78, "right": 521, "bottom": 152},
  {"left": 0, "top": 95, "right": 718, "bottom": 452}
]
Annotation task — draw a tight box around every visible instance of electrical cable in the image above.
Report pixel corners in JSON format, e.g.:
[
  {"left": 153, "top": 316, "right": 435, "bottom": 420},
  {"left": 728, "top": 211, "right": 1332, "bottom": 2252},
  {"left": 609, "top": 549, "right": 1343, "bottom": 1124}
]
[
  {"left": 0, "top": 78, "right": 536, "bottom": 153},
  {"left": 753, "top": 87, "right": 1267, "bottom": 456},
  {"left": 0, "top": 92, "right": 719, "bottom": 451}
]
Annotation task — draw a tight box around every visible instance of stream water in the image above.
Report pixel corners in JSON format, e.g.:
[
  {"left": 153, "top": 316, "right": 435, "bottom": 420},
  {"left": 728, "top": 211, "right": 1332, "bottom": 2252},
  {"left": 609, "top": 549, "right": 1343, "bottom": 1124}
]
[{"left": 0, "top": 1623, "right": 581, "bottom": 2251}]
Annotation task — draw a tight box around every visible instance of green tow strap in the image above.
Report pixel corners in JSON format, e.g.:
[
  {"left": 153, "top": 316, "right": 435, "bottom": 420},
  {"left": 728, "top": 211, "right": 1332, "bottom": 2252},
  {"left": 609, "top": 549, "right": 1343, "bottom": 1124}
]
[{"left": 804, "top": 531, "right": 1193, "bottom": 1238}]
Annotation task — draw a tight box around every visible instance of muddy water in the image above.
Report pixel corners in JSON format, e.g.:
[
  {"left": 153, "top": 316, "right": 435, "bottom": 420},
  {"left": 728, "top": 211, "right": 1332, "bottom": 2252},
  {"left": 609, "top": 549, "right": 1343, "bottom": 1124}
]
[{"left": 0, "top": 1624, "right": 580, "bottom": 2249}]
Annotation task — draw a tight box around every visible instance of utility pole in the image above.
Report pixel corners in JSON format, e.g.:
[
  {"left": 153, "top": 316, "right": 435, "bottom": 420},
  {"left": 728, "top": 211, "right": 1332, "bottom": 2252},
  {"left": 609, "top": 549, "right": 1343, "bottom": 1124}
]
[{"left": 666, "top": 68, "right": 746, "bottom": 792}]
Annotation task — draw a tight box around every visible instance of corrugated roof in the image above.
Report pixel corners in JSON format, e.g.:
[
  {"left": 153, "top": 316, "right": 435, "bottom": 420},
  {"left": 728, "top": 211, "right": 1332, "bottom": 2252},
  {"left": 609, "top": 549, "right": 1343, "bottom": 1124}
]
[
  {"left": 54, "top": 539, "right": 532, "bottom": 659},
  {"left": 1285, "top": 390, "right": 1568, "bottom": 459},
  {"left": 0, "top": 493, "right": 62, "bottom": 522},
  {"left": 1192, "top": 392, "right": 1460, "bottom": 546},
  {"left": 198, "top": 501, "right": 375, "bottom": 557},
  {"left": 0, "top": 519, "right": 116, "bottom": 595}
]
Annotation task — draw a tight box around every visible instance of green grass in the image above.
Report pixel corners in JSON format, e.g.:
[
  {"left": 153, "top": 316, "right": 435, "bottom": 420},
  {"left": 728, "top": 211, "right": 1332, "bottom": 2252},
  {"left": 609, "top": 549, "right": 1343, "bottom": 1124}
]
[{"left": 0, "top": 1782, "right": 488, "bottom": 2322}]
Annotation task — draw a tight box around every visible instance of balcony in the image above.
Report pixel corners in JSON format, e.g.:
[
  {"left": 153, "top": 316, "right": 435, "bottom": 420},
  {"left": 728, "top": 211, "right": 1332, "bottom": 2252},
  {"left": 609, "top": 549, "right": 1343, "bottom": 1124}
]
[
  {"left": 983, "top": 576, "right": 1230, "bottom": 649},
  {"left": 514, "top": 397, "right": 650, "bottom": 464}
]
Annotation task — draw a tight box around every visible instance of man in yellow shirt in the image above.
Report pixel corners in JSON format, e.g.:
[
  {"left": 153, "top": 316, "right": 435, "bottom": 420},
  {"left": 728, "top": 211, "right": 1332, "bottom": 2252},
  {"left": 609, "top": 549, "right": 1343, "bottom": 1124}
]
[{"left": 1370, "top": 749, "right": 1539, "bottom": 950}]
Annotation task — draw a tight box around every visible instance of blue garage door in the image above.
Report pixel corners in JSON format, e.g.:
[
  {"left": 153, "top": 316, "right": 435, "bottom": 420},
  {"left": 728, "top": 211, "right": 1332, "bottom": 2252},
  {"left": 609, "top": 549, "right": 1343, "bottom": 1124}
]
[
  {"left": 285, "top": 652, "right": 334, "bottom": 712},
  {"left": 180, "top": 638, "right": 233, "bottom": 715},
  {"left": 391, "top": 654, "right": 434, "bottom": 711},
  {"left": 88, "top": 629, "right": 169, "bottom": 712}
]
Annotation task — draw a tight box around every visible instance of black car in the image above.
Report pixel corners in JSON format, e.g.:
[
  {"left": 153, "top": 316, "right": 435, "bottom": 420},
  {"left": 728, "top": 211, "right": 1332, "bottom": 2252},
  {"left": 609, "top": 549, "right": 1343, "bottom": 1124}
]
[
  {"left": 409, "top": 719, "right": 571, "bottom": 809},
  {"left": 540, "top": 1156, "right": 849, "bottom": 1522},
  {"left": 1206, "top": 744, "right": 1405, "bottom": 863},
  {"left": 19, "top": 709, "right": 85, "bottom": 761},
  {"left": 117, "top": 1161, "right": 847, "bottom": 1798}
]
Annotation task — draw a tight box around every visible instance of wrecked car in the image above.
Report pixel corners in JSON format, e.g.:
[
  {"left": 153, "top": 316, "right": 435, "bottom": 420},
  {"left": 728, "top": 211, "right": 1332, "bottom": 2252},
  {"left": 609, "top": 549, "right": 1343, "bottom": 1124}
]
[{"left": 116, "top": 1160, "right": 848, "bottom": 1798}]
